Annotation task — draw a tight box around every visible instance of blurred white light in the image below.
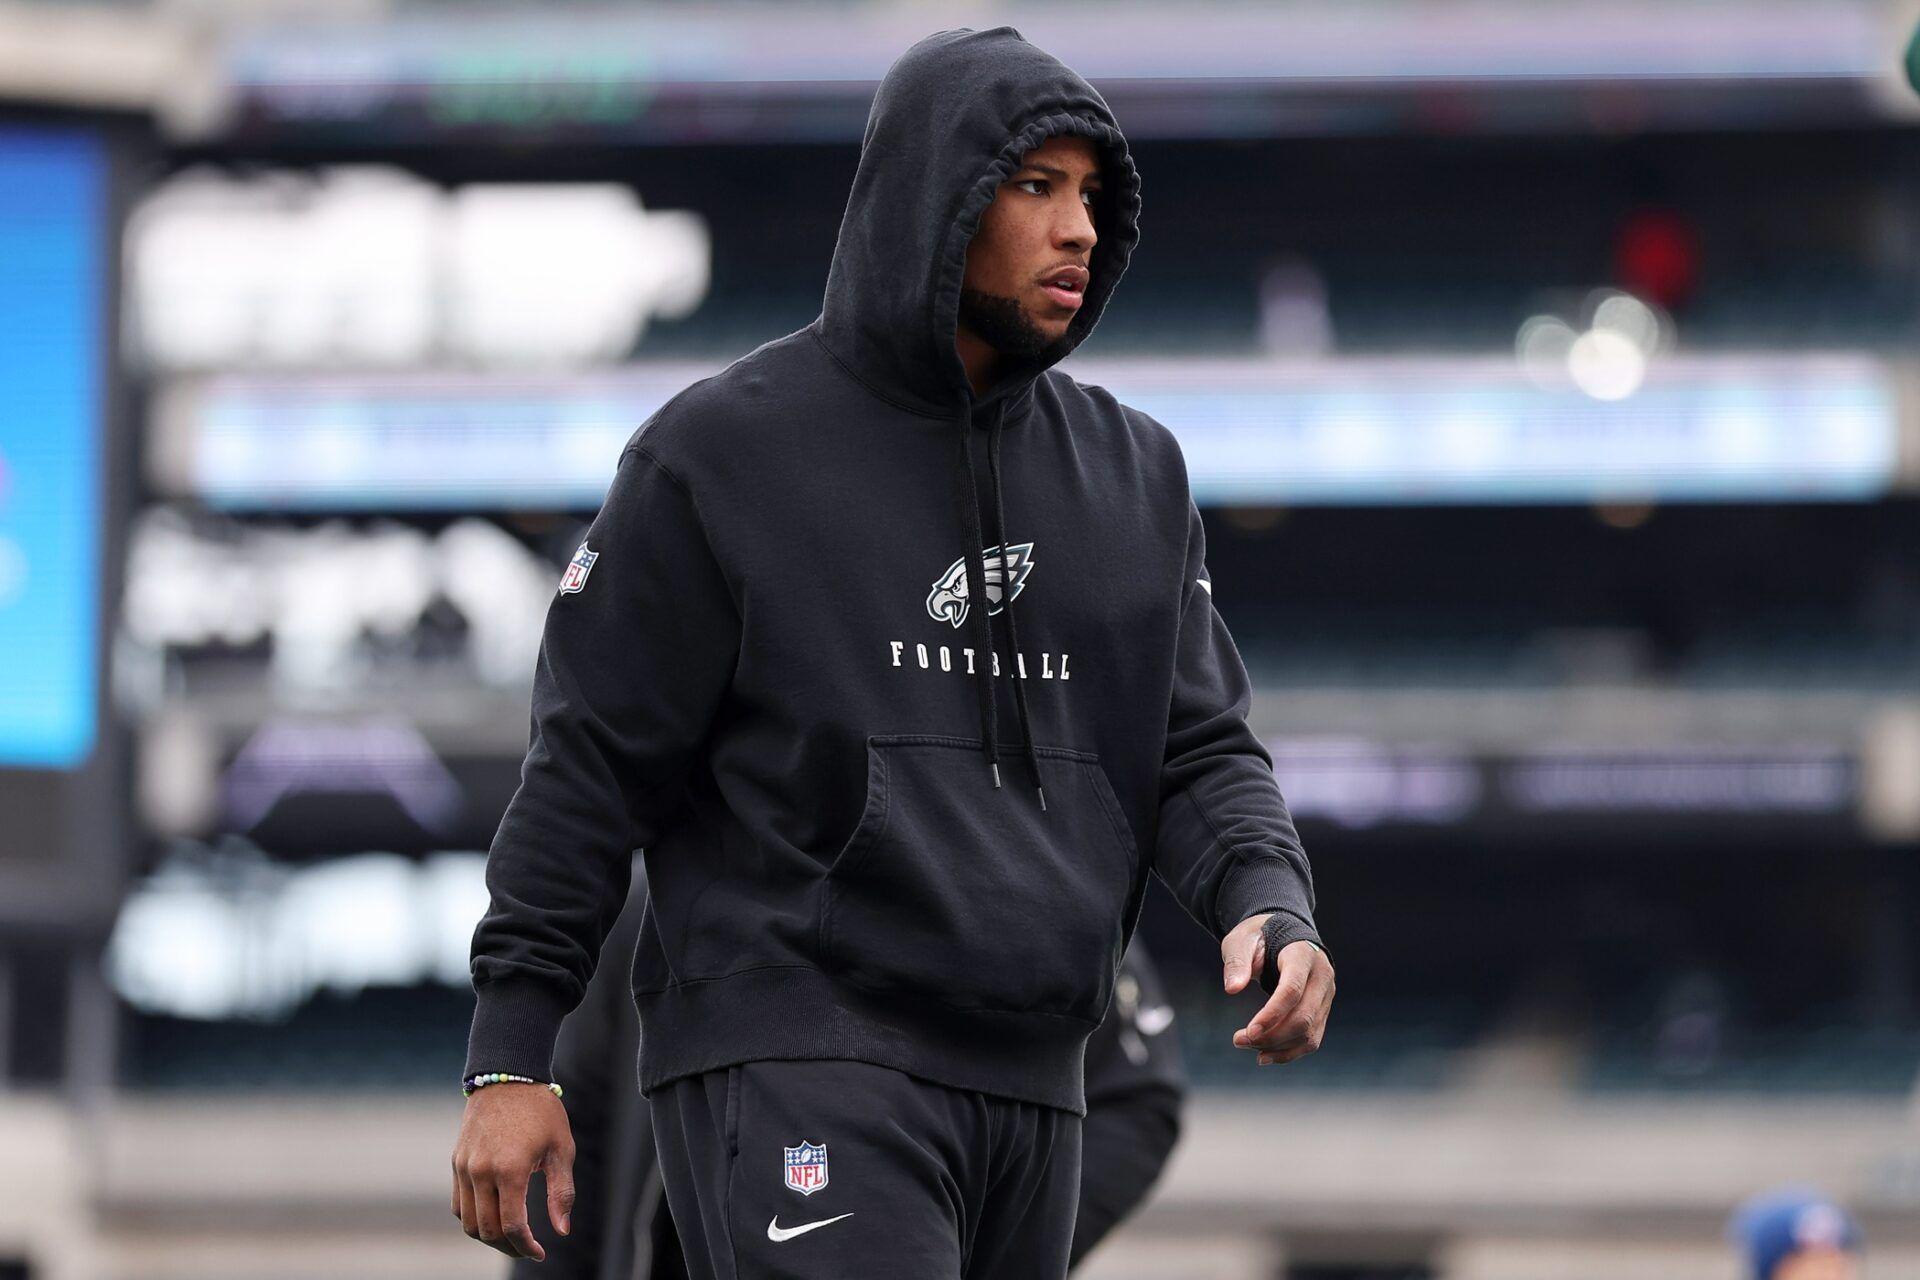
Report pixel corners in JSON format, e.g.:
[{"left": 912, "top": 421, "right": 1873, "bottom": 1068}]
[
  {"left": 108, "top": 888, "right": 250, "bottom": 1019},
  {"left": 120, "top": 512, "right": 562, "bottom": 693},
  {"left": 274, "top": 523, "right": 371, "bottom": 691},
  {"left": 1309, "top": 410, "right": 1390, "bottom": 474},
  {"left": 1518, "top": 290, "right": 1668, "bottom": 401},
  {"left": 126, "top": 167, "right": 710, "bottom": 371},
  {"left": 437, "top": 518, "right": 552, "bottom": 685},
  {"left": 422, "top": 852, "right": 492, "bottom": 988},
  {"left": 1568, "top": 328, "right": 1647, "bottom": 401},
  {"left": 1703, "top": 406, "right": 1770, "bottom": 470},
  {"left": 300, "top": 168, "right": 441, "bottom": 367},
  {"left": 1588, "top": 289, "right": 1666, "bottom": 356},
  {"left": 274, "top": 854, "right": 425, "bottom": 995},
  {"left": 1432, "top": 414, "right": 1503, "bottom": 474},
  {"left": 637, "top": 210, "right": 714, "bottom": 322},
  {"left": 1811, "top": 405, "right": 1887, "bottom": 469},
  {"left": 356, "top": 523, "right": 436, "bottom": 639},
  {"left": 447, "top": 185, "right": 643, "bottom": 367},
  {"left": 107, "top": 849, "right": 500, "bottom": 1019},
  {"left": 1516, "top": 315, "right": 1578, "bottom": 390}
]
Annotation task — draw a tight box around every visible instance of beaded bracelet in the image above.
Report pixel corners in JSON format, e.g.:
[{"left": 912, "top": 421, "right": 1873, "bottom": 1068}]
[{"left": 463, "top": 1072, "right": 564, "bottom": 1100}]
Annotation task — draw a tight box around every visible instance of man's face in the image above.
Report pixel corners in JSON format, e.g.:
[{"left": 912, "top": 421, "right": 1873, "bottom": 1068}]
[{"left": 958, "top": 135, "right": 1103, "bottom": 360}]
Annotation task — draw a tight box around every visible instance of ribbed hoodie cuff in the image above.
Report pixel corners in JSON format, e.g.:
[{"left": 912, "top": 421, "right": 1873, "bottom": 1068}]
[
  {"left": 1216, "top": 859, "right": 1320, "bottom": 949},
  {"left": 462, "top": 979, "right": 575, "bottom": 1084},
  {"left": 1248, "top": 909, "right": 1323, "bottom": 963}
]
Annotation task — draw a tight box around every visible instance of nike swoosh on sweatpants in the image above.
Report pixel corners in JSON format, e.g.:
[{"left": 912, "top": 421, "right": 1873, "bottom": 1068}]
[{"left": 767, "top": 1213, "right": 855, "bottom": 1242}]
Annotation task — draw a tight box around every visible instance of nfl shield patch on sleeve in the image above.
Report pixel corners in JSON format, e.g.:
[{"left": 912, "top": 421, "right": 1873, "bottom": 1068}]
[
  {"left": 783, "top": 1141, "right": 829, "bottom": 1196},
  {"left": 559, "top": 542, "right": 598, "bottom": 594}
]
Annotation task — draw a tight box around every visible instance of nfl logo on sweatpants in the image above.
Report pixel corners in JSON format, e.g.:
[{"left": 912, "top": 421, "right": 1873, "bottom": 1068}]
[
  {"left": 559, "top": 542, "right": 598, "bottom": 594},
  {"left": 784, "top": 1142, "right": 829, "bottom": 1196}
]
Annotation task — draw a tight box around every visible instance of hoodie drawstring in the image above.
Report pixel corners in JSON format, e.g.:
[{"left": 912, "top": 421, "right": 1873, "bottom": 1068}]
[
  {"left": 953, "top": 399, "right": 1047, "bottom": 811},
  {"left": 954, "top": 407, "right": 1005, "bottom": 790},
  {"left": 986, "top": 403, "right": 1047, "bottom": 811}
]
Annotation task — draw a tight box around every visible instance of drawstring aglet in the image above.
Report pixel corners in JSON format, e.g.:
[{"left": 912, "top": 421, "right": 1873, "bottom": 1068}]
[
  {"left": 990, "top": 761, "right": 1002, "bottom": 789},
  {"left": 1035, "top": 785, "right": 1047, "bottom": 812}
]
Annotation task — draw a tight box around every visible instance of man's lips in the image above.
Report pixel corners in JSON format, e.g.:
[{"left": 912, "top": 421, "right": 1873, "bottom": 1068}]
[
  {"left": 1041, "top": 282, "right": 1083, "bottom": 310},
  {"left": 1039, "top": 265, "right": 1088, "bottom": 310}
]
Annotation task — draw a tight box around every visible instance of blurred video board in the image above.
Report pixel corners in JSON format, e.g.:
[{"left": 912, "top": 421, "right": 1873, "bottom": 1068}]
[
  {"left": 146, "top": 355, "right": 1898, "bottom": 512},
  {"left": 0, "top": 117, "right": 142, "bottom": 930},
  {"left": 0, "top": 125, "right": 106, "bottom": 769}
]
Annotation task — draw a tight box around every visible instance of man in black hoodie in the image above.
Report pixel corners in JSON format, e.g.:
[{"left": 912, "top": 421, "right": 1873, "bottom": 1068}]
[{"left": 453, "top": 26, "right": 1334, "bottom": 1277}]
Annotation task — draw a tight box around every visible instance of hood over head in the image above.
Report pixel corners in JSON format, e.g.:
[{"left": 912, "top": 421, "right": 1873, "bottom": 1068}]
[
  {"left": 814, "top": 27, "right": 1143, "bottom": 809},
  {"left": 816, "top": 26, "right": 1143, "bottom": 417}
]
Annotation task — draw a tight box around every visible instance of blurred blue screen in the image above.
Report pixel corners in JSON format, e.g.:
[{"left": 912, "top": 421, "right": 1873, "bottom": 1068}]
[{"left": 0, "top": 126, "right": 104, "bottom": 768}]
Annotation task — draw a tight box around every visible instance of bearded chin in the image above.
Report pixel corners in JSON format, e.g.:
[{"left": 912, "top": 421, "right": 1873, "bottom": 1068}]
[{"left": 958, "top": 287, "right": 1076, "bottom": 362}]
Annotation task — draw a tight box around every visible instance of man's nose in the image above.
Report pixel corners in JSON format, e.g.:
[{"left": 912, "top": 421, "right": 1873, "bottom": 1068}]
[{"left": 1056, "top": 201, "right": 1097, "bottom": 251}]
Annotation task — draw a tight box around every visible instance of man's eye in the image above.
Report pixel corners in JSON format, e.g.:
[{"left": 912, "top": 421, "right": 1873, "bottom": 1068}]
[{"left": 1014, "top": 177, "right": 1099, "bottom": 206}]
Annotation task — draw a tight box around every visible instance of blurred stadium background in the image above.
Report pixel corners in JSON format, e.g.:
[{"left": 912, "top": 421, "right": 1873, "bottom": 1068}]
[{"left": 6, "top": 0, "right": 1920, "bottom": 1276}]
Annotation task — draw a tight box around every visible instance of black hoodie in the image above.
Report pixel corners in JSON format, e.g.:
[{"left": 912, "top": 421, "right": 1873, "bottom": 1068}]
[{"left": 465, "top": 26, "right": 1321, "bottom": 1115}]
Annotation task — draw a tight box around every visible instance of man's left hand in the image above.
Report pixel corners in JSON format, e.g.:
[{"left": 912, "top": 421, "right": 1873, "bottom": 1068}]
[{"left": 1221, "top": 915, "right": 1335, "bottom": 1066}]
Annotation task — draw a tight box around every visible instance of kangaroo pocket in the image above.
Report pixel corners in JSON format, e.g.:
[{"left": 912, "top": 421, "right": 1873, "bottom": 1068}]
[{"left": 818, "top": 734, "right": 1141, "bottom": 1022}]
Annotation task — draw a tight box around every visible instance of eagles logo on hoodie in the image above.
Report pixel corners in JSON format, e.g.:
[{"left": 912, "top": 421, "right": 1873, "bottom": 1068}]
[{"left": 926, "top": 541, "right": 1036, "bottom": 628}]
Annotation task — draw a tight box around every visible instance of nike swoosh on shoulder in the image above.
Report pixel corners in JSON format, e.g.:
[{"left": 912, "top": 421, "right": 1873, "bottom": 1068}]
[{"left": 768, "top": 1213, "right": 855, "bottom": 1242}]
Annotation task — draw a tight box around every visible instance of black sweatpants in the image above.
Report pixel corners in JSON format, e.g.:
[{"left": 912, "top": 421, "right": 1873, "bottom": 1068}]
[{"left": 649, "top": 1058, "right": 1082, "bottom": 1279}]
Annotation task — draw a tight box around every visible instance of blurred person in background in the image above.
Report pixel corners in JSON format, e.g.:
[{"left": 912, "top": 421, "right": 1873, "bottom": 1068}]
[
  {"left": 1728, "top": 1187, "right": 1865, "bottom": 1280},
  {"left": 505, "top": 862, "right": 1188, "bottom": 1280},
  {"left": 453, "top": 25, "right": 1331, "bottom": 1277}
]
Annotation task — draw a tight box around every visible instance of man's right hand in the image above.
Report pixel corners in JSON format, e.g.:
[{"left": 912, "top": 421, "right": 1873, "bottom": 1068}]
[{"left": 451, "top": 1082, "right": 576, "bottom": 1261}]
